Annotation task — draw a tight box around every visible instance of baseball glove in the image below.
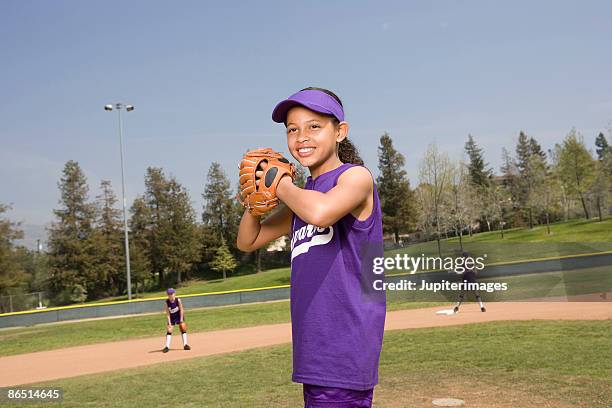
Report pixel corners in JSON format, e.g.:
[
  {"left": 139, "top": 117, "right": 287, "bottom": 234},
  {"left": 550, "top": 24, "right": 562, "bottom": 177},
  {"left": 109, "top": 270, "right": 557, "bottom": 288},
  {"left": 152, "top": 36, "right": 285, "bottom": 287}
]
[{"left": 238, "top": 148, "right": 296, "bottom": 216}]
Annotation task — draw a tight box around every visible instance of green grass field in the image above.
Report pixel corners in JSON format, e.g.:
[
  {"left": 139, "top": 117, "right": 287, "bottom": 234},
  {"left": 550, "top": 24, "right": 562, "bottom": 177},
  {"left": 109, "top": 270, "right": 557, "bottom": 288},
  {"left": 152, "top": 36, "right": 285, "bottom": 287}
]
[
  {"left": 3, "top": 261, "right": 611, "bottom": 357},
  {"left": 5, "top": 320, "right": 611, "bottom": 408},
  {"left": 86, "top": 217, "right": 611, "bottom": 304},
  {"left": 0, "top": 299, "right": 444, "bottom": 357}
]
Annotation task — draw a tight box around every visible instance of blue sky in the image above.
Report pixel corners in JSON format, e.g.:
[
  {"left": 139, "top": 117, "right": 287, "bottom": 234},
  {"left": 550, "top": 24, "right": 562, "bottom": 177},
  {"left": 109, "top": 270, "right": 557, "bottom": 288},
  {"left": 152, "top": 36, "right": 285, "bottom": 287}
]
[{"left": 1, "top": 0, "right": 611, "bottom": 228}]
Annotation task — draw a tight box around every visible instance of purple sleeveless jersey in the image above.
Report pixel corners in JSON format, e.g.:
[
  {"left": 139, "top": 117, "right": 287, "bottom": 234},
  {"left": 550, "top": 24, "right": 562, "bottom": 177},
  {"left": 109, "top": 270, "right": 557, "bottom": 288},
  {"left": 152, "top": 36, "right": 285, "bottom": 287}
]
[
  {"left": 290, "top": 163, "right": 386, "bottom": 391},
  {"left": 166, "top": 298, "right": 182, "bottom": 325}
]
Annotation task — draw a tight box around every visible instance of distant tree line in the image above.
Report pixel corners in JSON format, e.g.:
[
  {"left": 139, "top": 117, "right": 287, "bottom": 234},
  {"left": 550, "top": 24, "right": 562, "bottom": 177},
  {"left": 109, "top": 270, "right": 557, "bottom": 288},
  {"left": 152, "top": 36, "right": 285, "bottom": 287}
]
[
  {"left": 0, "top": 127, "right": 609, "bottom": 305},
  {"left": 409, "top": 129, "right": 611, "bottom": 256}
]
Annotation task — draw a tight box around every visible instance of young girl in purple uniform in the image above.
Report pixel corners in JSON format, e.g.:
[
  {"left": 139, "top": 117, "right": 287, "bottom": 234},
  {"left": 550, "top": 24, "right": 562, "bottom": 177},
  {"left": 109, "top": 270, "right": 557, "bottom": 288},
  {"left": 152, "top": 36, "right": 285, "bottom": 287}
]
[
  {"left": 237, "top": 87, "right": 386, "bottom": 407},
  {"left": 162, "top": 288, "right": 191, "bottom": 353}
]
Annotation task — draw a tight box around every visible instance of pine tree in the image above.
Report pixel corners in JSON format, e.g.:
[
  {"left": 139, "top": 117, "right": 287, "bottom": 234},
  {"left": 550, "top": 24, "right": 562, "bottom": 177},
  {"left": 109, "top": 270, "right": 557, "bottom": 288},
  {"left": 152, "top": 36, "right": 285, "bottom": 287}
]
[
  {"left": 515, "top": 131, "right": 531, "bottom": 175},
  {"left": 377, "top": 133, "right": 416, "bottom": 243},
  {"left": 595, "top": 132, "right": 609, "bottom": 161},
  {"left": 128, "top": 196, "right": 152, "bottom": 295},
  {"left": 202, "top": 162, "right": 238, "bottom": 248},
  {"left": 464, "top": 134, "right": 492, "bottom": 188},
  {"left": 141, "top": 168, "right": 201, "bottom": 286},
  {"left": 47, "top": 161, "right": 96, "bottom": 304},
  {"left": 210, "top": 239, "right": 237, "bottom": 280},
  {"left": 529, "top": 137, "right": 547, "bottom": 162},
  {"left": 143, "top": 167, "right": 171, "bottom": 286},
  {"left": 515, "top": 132, "right": 547, "bottom": 228},
  {"left": 90, "top": 180, "right": 124, "bottom": 298},
  {"left": 165, "top": 177, "right": 201, "bottom": 284}
]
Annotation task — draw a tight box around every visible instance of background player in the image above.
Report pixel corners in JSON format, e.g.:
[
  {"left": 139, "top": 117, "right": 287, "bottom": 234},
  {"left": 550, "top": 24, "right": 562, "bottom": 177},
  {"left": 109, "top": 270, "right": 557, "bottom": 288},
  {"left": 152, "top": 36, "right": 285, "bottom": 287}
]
[
  {"left": 162, "top": 288, "right": 191, "bottom": 353},
  {"left": 454, "top": 252, "right": 486, "bottom": 313}
]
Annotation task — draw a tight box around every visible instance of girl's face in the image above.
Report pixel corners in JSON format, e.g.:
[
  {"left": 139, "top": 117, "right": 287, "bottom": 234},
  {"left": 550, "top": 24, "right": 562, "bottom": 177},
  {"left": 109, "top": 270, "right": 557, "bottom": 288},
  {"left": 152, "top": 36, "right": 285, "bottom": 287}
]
[
  {"left": 285, "top": 106, "right": 347, "bottom": 172},
  {"left": 168, "top": 293, "right": 175, "bottom": 301}
]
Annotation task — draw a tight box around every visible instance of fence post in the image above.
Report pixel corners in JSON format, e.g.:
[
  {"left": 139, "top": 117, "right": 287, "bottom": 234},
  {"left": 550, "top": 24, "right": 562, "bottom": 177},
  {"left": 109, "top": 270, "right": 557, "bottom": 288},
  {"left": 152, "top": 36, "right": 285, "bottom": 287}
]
[{"left": 9, "top": 295, "right": 13, "bottom": 313}]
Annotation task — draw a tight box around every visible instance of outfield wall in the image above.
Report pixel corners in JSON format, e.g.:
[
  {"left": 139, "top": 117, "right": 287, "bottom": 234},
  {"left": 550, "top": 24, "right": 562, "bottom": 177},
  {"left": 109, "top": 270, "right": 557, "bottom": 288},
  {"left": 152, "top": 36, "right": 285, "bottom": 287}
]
[
  {"left": 0, "top": 251, "right": 610, "bottom": 329},
  {"left": 0, "top": 286, "right": 291, "bottom": 329}
]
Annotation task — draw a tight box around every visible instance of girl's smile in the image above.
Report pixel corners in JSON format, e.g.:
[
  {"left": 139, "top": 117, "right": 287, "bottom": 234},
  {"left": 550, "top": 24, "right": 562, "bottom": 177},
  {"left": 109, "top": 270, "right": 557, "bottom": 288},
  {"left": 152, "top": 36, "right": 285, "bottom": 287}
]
[{"left": 296, "top": 146, "right": 316, "bottom": 158}]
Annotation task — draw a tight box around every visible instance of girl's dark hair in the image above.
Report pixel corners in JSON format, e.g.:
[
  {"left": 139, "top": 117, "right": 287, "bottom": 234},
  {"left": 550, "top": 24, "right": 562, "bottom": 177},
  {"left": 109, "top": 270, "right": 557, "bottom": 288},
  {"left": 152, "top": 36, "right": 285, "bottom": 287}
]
[{"left": 300, "top": 87, "right": 364, "bottom": 165}]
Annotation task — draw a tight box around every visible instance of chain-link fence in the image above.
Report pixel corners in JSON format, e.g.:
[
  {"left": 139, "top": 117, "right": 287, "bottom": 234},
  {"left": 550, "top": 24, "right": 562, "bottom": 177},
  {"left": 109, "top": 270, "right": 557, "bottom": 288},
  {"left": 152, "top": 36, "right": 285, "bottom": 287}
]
[{"left": 0, "top": 292, "right": 47, "bottom": 314}]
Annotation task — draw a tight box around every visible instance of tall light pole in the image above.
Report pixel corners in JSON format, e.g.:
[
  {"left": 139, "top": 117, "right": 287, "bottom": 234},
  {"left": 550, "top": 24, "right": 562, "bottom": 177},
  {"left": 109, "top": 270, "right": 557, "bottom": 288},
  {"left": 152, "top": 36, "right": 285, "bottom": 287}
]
[{"left": 104, "top": 103, "right": 134, "bottom": 300}]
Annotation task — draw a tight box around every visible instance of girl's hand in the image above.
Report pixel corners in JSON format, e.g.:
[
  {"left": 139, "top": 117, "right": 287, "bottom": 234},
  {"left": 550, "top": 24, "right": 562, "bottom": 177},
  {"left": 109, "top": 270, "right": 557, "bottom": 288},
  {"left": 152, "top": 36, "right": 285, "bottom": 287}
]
[{"left": 255, "top": 161, "right": 268, "bottom": 187}]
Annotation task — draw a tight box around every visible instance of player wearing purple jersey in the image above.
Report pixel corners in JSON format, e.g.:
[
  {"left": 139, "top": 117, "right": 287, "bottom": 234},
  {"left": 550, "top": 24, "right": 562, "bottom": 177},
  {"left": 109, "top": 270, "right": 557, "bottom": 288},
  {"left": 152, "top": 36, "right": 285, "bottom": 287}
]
[
  {"left": 162, "top": 288, "right": 191, "bottom": 353},
  {"left": 237, "top": 88, "right": 386, "bottom": 407}
]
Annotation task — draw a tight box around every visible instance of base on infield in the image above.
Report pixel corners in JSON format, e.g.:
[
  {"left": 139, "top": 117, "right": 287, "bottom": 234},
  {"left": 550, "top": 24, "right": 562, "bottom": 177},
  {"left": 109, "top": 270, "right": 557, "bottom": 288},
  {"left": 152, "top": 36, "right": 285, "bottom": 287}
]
[
  {"left": 435, "top": 309, "right": 456, "bottom": 316},
  {"left": 432, "top": 397, "right": 465, "bottom": 406}
]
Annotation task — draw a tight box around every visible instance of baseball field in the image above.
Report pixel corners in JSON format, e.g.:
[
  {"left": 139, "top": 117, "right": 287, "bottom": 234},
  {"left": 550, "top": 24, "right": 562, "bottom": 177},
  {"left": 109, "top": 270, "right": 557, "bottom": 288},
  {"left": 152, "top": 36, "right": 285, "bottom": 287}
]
[
  {"left": 1, "top": 298, "right": 611, "bottom": 407},
  {"left": 1, "top": 217, "right": 611, "bottom": 406}
]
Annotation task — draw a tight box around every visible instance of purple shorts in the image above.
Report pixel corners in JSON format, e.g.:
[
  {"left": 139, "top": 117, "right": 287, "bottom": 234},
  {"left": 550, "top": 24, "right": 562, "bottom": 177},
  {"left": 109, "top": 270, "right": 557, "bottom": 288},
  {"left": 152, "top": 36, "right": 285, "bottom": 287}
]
[
  {"left": 303, "top": 384, "right": 374, "bottom": 408},
  {"left": 169, "top": 315, "right": 183, "bottom": 325}
]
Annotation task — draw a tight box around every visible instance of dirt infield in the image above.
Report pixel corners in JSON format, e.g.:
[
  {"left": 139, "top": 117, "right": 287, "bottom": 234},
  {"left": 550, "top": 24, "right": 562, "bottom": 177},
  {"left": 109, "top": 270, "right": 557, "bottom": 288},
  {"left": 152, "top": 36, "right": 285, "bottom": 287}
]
[{"left": 1, "top": 301, "right": 610, "bottom": 387}]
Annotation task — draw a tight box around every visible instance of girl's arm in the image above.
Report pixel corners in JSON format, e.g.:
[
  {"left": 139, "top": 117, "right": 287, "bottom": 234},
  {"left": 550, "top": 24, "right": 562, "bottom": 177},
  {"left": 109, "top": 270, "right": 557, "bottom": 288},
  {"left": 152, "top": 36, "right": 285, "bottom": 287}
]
[
  {"left": 164, "top": 304, "right": 171, "bottom": 326},
  {"left": 236, "top": 204, "right": 293, "bottom": 252},
  {"left": 276, "top": 166, "right": 373, "bottom": 228},
  {"left": 178, "top": 299, "right": 184, "bottom": 322}
]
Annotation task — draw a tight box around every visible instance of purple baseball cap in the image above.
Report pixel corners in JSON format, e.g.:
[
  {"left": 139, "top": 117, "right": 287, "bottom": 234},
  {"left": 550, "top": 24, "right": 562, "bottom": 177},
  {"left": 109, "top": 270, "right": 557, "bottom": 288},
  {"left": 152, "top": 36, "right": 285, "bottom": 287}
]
[
  {"left": 166, "top": 288, "right": 176, "bottom": 295},
  {"left": 272, "top": 89, "right": 345, "bottom": 124}
]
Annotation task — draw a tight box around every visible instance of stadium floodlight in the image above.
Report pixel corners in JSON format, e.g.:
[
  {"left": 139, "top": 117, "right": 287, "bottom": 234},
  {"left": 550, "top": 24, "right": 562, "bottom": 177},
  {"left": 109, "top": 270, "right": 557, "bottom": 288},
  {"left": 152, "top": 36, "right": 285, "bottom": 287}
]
[{"left": 104, "top": 103, "right": 135, "bottom": 300}]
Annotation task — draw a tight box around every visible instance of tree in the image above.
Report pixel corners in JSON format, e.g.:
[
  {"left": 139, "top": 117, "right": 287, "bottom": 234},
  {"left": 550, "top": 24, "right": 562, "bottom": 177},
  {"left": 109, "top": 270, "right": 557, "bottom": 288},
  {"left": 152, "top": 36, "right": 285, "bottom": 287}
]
[
  {"left": 0, "top": 204, "right": 30, "bottom": 301},
  {"left": 142, "top": 168, "right": 201, "bottom": 286},
  {"left": 486, "top": 183, "right": 512, "bottom": 238},
  {"left": 417, "top": 143, "right": 452, "bottom": 256},
  {"left": 515, "top": 131, "right": 547, "bottom": 228},
  {"left": 553, "top": 129, "right": 596, "bottom": 220},
  {"left": 588, "top": 160, "right": 609, "bottom": 222},
  {"left": 202, "top": 163, "right": 235, "bottom": 243},
  {"left": 499, "top": 147, "right": 520, "bottom": 227},
  {"left": 464, "top": 134, "right": 492, "bottom": 189},
  {"left": 164, "top": 177, "right": 201, "bottom": 284},
  {"left": 464, "top": 134, "right": 495, "bottom": 232},
  {"left": 377, "top": 133, "right": 417, "bottom": 243},
  {"left": 129, "top": 197, "right": 153, "bottom": 295},
  {"left": 89, "top": 180, "right": 124, "bottom": 298},
  {"left": 142, "top": 167, "right": 171, "bottom": 286},
  {"left": 528, "top": 154, "right": 557, "bottom": 234},
  {"left": 210, "top": 239, "right": 237, "bottom": 280},
  {"left": 445, "top": 161, "right": 475, "bottom": 249},
  {"left": 548, "top": 147, "right": 572, "bottom": 221},
  {"left": 47, "top": 161, "right": 97, "bottom": 304},
  {"left": 595, "top": 132, "right": 609, "bottom": 161}
]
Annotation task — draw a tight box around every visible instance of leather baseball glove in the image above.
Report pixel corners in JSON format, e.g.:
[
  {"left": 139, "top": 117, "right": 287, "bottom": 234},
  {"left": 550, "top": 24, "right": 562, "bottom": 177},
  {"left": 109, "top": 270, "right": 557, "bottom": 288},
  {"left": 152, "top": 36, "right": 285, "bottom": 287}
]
[{"left": 238, "top": 148, "right": 296, "bottom": 216}]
